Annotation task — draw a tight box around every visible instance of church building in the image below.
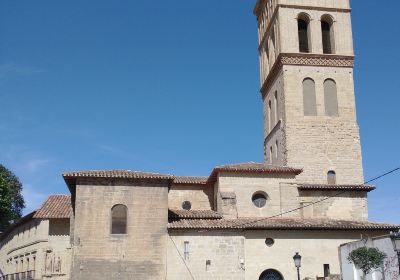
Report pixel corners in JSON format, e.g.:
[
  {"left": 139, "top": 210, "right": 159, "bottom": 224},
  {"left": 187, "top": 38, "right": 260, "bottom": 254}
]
[{"left": 1, "top": 0, "right": 399, "bottom": 279}]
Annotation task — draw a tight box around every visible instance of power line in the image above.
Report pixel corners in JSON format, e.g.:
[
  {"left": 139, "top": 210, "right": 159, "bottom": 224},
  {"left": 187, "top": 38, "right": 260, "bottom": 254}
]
[
  {"left": 168, "top": 235, "right": 195, "bottom": 280},
  {"left": 234, "top": 166, "right": 400, "bottom": 229}
]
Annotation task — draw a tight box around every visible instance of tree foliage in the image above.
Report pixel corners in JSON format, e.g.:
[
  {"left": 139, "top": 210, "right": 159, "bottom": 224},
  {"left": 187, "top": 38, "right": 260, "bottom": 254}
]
[
  {"left": 348, "top": 247, "right": 386, "bottom": 276},
  {"left": 0, "top": 164, "right": 25, "bottom": 231}
]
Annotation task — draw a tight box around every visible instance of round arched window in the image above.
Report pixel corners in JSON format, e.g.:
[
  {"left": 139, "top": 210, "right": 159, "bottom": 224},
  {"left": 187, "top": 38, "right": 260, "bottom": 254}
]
[
  {"left": 259, "top": 269, "right": 283, "bottom": 280},
  {"left": 252, "top": 192, "right": 268, "bottom": 208},
  {"left": 182, "top": 201, "right": 192, "bottom": 210}
]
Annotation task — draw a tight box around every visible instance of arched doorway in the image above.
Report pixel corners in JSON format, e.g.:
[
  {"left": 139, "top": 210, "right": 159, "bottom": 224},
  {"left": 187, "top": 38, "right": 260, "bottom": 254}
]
[{"left": 259, "top": 269, "right": 284, "bottom": 280}]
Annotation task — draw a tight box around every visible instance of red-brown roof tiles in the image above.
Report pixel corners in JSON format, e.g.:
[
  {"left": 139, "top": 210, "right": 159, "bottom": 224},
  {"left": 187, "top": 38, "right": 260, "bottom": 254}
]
[
  {"left": 207, "top": 162, "right": 302, "bottom": 185},
  {"left": 63, "top": 170, "right": 174, "bottom": 180},
  {"left": 173, "top": 176, "right": 208, "bottom": 185},
  {"left": 33, "top": 195, "right": 71, "bottom": 219},
  {"left": 168, "top": 218, "right": 400, "bottom": 231},
  {"left": 299, "top": 184, "right": 376, "bottom": 192}
]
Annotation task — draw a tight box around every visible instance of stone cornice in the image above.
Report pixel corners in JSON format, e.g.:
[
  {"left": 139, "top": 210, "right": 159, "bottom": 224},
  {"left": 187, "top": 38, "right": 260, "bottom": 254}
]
[
  {"left": 254, "top": 1, "right": 351, "bottom": 17},
  {"left": 261, "top": 53, "right": 355, "bottom": 99}
]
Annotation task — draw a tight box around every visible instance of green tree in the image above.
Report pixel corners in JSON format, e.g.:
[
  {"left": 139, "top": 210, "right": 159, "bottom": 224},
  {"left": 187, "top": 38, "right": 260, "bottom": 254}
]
[
  {"left": 348, "top": 247, "right": 386, "bottom": 280},
  {"left": 0, "top": 164, "right": 25, "bottom": 232}
]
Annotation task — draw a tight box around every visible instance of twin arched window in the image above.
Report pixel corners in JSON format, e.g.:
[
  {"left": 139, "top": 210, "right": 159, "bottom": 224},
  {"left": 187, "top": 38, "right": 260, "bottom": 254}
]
[
  {"left": 303, "top": 78, "right": 338, "bottom": 116},
  {"left": 111, "top": 204, "right": 127, "bottom": 234},
  {"left": 297, "top": 14, "right": 335, "bottom": 54}
]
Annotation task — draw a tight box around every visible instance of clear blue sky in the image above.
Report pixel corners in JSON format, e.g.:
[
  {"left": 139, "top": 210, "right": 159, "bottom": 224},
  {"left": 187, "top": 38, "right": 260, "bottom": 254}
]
[{"left": 0, "top": 1, "right": 399, "bottom": 223}]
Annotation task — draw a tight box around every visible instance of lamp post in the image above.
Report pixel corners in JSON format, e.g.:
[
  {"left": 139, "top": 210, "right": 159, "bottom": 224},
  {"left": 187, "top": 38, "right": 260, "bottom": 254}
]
[
  {"left": 390, "top": 232, "right": 400, "bottom": 275},
  {"left": 293, "top": 252, "right": 302, "bottom": 280}
]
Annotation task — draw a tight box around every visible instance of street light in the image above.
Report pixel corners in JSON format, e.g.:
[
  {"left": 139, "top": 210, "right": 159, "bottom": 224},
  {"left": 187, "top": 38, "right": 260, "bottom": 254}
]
[
  {"left": 293, "top": 252, "right": 302, "bottom": 280},
  {"left": 390, "top": 232, "right": 400, "bottom": 275}
]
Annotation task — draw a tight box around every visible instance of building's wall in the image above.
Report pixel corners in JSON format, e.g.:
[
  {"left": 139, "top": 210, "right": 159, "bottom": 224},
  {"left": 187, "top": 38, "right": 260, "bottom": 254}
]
[
  {"left": 283, "top": 65, "right": 364, "bottom": 184},
  {"left": 340, "top": 236, "right": 399, "bottom": 280},
  {"left": 167, "top": 231, "right": 245, "bottom": 280},
  {"left": 169, "top": 184, "right": 214, "bottom": 210},
  {"left": 0, "top": 219, "right": 71, "bottom": 280},
  {"left": 217, "top": 172, "right": 298, "bottom": 218},
  {"left": 245, "top": 230, "right": 387, "bottom": 280},
  {"left": 71, "top": 178, "right": 169, "bottom": 280},
  {"left": 263, "top": 72, "right": 286, "bottom": 166},
  {"left": 300, "top": 190, "right": 368, "bottom": 221}
]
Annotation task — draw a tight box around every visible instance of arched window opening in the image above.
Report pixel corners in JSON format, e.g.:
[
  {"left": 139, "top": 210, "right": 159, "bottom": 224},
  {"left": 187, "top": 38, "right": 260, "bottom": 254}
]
[
  {"left": 269, "top": 100, "right": 273, "bottom": 131},
  {"left": 324, "top": 79, "right": 339, "bottom": 117},
  {"left": 298, "top": 15, "right": 310, "bottom": 53},
  {"left": 274, "top": 91, "right": 278, "bottom": 123},
  {"left": 111, "top": 204, "right": 127, "bottom": 234},
  {"left": 321, "top": 15, "right": 335, "bottom": 54},
  {"left": 259, "top": 269, "right": 284, "bottom": 280},
  {"left": 327, "top": 170, "right": 336, "bottom": 185},
  {"left": 303, "top": 78, "right": 317, "bottom": 116}
]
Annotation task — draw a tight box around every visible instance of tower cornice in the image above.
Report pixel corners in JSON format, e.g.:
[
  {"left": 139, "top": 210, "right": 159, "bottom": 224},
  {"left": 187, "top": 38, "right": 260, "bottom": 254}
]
[
  {"left": 254, "top": 1, "right": 351, "bottom": 17},
  {"left": 260, "top": 53, "right": 355, "bottom": 99}
]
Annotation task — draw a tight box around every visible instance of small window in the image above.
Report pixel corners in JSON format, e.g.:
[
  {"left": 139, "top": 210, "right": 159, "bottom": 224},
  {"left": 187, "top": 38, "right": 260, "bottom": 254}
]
[
  {"left": 327, "top": 171, "right": 336, "bottom": 185},
  {"left": 275, "top": 141, "right": 278, "bottom": 159},
  {"left": 324, "top": 264, "right": 330, "bottom": 277},
  {"left": 269, "top": 147, "right": 273, "bottom": 164},
  {"left": 269, "top": 100, "right": 273, "bottom": 130},
  {"left": 182, "top": 201, "right": 192, "bottom": 211},
  {"left": 274, "top": 91, "right": 278, "bottom": 123},
  {"left": 111, "top": 204, "right": 127, "bottom": 234},
  {"left": 298, "top": 14, "right": 310, "bottom": 53},
  {"left": 252, "top": 192, "right": 268, "bottom": 208},
  {"left": 324, "top": 79, "right": 339, "bottom": 117},
  {"left": 184, "top": 241, "right": 190, "bottom": 261},
  {"left": 265, "top": 238, "right": 275, "bottom": 247}
]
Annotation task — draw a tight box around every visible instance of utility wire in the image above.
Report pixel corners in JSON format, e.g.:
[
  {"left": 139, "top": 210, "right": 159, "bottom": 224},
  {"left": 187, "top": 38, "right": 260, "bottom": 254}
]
[{"left": 234, "top": 166, "right": 400, "bottom": 229}]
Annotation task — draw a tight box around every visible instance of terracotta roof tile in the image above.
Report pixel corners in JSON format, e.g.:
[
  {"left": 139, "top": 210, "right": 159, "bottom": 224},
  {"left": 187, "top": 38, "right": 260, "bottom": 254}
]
[
  {"left": 173, "top": 176, "right": 208, "bottom": 185},
  {"left": 168, "top": 218, "right": 400, "bottom": 231},
  {"left": 299, "top": 184, "right": 376, "bottom": 192},
  {"left": 207, "top": 162, "right": 302, "bottom": 185},
  {"left": 169, "top": 209, "right": 222, "bottom": 220},
  {"left": 33, "top": 195, "right": 71, "bottom": 219},
  {"left": 63, "top": 170, "right": 174, "bottom": 180}
]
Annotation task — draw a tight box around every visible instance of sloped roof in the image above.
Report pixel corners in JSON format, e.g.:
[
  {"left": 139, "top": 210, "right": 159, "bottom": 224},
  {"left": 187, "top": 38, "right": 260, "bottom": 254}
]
[
  {"left": 63, "top": 170, "right": 174, "bottom": 180},
  {"left": 33, "top": 195, "right": 71, "bottom": 219},
  {"left": 168, "top": 218, "right": 400, "bottom": 231},
  {"left": 299, "top": 184, "right": 376, "bottom": 192},
  {"left": 207, "top": 162, "right": 302, "bottom": 185},
  {"left": 173, "top": 176, "right": 208, "bottom": 185}
]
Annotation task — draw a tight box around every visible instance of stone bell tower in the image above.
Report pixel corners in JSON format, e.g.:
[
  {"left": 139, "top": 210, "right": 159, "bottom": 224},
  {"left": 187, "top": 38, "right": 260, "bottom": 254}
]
[{"left": 254, "top": 0, "right": 364, "bottom": 185}]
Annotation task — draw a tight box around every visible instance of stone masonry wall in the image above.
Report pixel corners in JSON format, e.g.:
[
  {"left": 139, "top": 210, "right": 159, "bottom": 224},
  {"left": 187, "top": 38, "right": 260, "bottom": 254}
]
[
  {"left": 167, "top": 231, "right": 245, "bottom": 280},
  {"left": 169, "top": 184, "right": 214, "bottom": 210},
  {"left": 71, "top": 178, "right": 169, "bottom": 280},
  {"left": 283, "top": 65, "right": 364, "bottom": 184}
]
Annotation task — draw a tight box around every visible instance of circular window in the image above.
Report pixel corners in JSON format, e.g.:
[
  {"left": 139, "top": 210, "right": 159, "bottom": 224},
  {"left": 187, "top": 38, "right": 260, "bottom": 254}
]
[
  {"left": 265, "top": 238, "right": 275, "bottom": 247},
  {"left": 252, "top": 192, "right": 268, "bottom": 208},
  {"left": 182, "top": 201, "right": 192, "bottom": 210}
]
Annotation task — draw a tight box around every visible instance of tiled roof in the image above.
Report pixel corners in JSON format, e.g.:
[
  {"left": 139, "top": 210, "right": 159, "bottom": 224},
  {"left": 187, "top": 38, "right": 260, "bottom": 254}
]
[
  {"left": 169, "top": 210, "right": 222, "bottom": 220},
  {"left": 168, "top": 218, "right": 400, "bottom": 231},
  {"left": 207, "top": 162, "right": 302, "bottom": 185},
  {"left": 33, "top": 195, "right": 71, "bottom": 219},
  {"left": 173, "top": 176, "right": 208, "bottom": 185},
  {"left": 299, "top": 184, "right": 376, "bottom": 192},
  {"left": 63, "top": 170, "right": 174, "bottom": 180}
]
